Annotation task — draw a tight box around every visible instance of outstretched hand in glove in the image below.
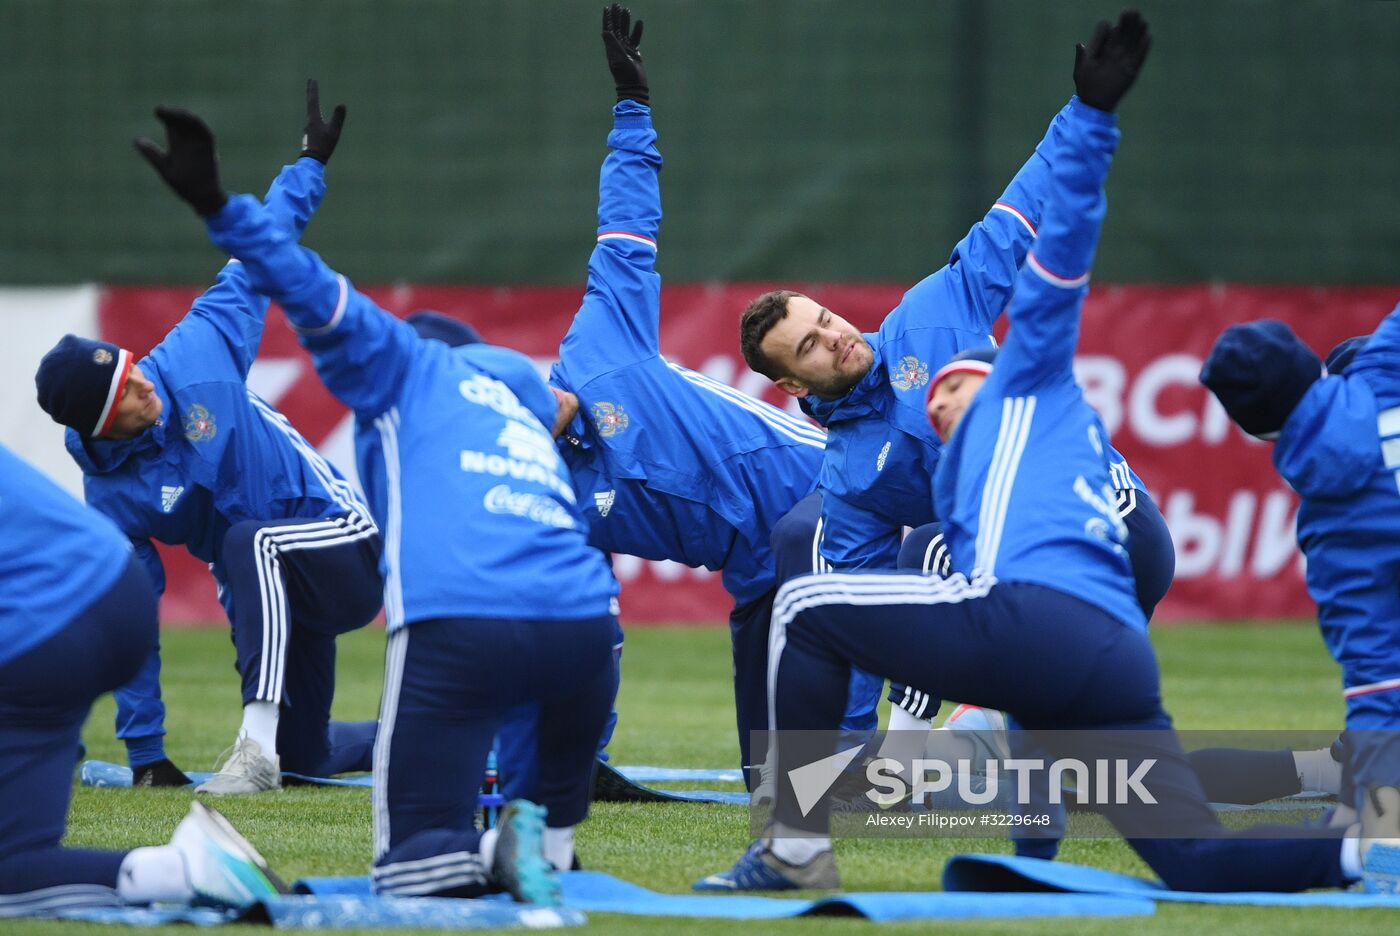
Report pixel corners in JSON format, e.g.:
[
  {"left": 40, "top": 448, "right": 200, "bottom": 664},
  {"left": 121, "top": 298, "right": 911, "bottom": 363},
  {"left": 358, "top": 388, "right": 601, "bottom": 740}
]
[
  {"left": 603, "top": 4, "right": 648, "bottom": 104},
  {"left": 134, "top": 107, "right": 227, "bottom": 216},
  {"left": 1073, "top": 9, "right": 1151, "bottom": 112},
  {"left": 301, "top": 78, "right": 346, "bottom": 164}
]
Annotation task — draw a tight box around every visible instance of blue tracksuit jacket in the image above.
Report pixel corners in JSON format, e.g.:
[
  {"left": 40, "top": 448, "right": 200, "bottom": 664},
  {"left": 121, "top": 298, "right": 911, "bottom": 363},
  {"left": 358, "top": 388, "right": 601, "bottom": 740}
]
[
  {"left": 205, "top": 195, "right": 618, "bottom": 627},
  {"left": 66, "top": 159, "right": 370, "bottom": 589},
  {"left": 934, "top": 101, "right": 1145, "bottom": 632},
  {"left": 1273, "top": 307, "right": 1400, "bottom": 725},
  {"left": 550, "top": 101, "right": 826, "bottom": 606},
  {"left": 64, "top": 158, "right": 374, "bottom": 744},
  {"left": 801, "top": 97, "right": 1140, "bottom": 571},
  {"left": 0, "top": 444, "right": 134, "bottom": 665}
]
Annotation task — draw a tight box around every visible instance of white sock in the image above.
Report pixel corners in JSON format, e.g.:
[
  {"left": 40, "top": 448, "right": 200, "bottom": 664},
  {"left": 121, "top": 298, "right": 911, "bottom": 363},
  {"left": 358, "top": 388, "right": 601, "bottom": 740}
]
[
  {"left": 887, "top": 705, "right": 929, "bottom": 733},
  {"left": 877, "top": 727, "right": 931, "bottom": 770},
  {"left": 479, "top": 828, "right": 500, "bottom": 872},
  {"left": 767, "top": 825, "right": 831, "bottom": 865},
  {"left": 542, "top": 826, "right": 575, "bottom": 871},
  {"left": 117, "top": 846, "right": 193, "bottom": 905},
  {"left": 1293, "top": 747, "right": 1342, "bottom": 794},
  {"left": 1339, "top": 827, "right": 1362, "bottom": 880},
  {"left": 239, "top": 701, "right": 280, "bottom": 758}
]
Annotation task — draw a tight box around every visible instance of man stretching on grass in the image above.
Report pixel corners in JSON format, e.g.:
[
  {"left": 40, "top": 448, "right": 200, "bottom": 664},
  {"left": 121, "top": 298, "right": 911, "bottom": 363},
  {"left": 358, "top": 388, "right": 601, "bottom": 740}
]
[
  {"left": 140, "top": 94, "right": 620, "bottom": 904},
  {"left": 520, "top": 5, "right": 874, "bottom": 798},
  {"left": 701, "top": 11, "right": 1397, "bottom": 894},
  {"left": 0, "top": 444, "right": 284, "bottom": 913},
  {"left": 734, "top": 7, "right": 1171, "bottom": 755},
  {"left": 1203, "top": 303, "right": 1400, "bottom": 848},
  {"left": 35, "top": 83, "right": 380, "bottom": 794}
]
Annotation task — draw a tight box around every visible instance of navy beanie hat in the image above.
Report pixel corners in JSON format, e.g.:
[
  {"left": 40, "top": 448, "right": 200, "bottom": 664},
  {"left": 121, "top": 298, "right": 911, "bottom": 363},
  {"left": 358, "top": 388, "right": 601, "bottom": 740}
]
[
  {"left": 35, "top": 334, "right": 134, "bottom": 438},
  {"left": 930, "top": 346, "right": 999, "bottom": 393},
  {"left": 406, "top": 310, "right": 483, "bottom": 348},
  {"left": 1324, "top": 335, "right": 1368, "bottom": 376},
  {"left": 1199, "top": 320, "right": 1323, "bottom": 440}
]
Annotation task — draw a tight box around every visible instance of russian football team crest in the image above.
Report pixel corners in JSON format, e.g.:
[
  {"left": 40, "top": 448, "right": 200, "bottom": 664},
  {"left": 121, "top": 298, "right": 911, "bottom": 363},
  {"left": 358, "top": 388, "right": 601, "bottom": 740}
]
[
  {"left": 183, "top": 404, "right": 217, "bottom": 442},
  {"left": 592, "top": 401, "right": 630, "bottom": 438},
  {"left": 890, "top": 354, "right": 930, "bottom": 391}
]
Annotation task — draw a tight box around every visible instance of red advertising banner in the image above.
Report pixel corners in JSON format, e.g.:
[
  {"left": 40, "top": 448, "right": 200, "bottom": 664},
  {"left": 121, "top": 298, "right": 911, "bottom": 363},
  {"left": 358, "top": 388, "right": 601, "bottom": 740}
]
[{"left": 100, "top": 283, "right": 1399, "bottom": 625}]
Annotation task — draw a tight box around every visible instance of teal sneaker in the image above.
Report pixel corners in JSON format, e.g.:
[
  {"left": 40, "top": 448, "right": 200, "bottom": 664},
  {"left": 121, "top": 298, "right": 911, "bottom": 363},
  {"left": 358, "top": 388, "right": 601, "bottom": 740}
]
[
  {"left": 169, "top": 801, "right": 286, "bottom": 907},
  {"left": 491, "top": 800, "right": 561, "bottom": 906}
]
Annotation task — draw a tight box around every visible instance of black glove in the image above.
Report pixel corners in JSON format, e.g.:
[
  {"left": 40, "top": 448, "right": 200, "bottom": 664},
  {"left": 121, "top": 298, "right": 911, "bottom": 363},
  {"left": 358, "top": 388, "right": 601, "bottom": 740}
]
[
  {"left": 1073, "top": 9, "right": 1151, "bottom": 112},
  {"left": 133, "top": 107, "right": 228, "bottom": 217},
  {"left": 301, "top": 78, "right": 347, "bottom": 165},
  {"left": 602, "top": 4, "right": 648, "bottom": 104}
]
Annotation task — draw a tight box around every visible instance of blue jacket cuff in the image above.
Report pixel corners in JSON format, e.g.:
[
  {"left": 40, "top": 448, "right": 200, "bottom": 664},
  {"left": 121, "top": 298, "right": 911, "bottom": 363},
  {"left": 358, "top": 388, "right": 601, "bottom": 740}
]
[
  {"left": 612, "top": 99, "right": 652, "bottom": 128},
  {"left": 1067, "top": 95, "right": 1118, "bottom": 127}
]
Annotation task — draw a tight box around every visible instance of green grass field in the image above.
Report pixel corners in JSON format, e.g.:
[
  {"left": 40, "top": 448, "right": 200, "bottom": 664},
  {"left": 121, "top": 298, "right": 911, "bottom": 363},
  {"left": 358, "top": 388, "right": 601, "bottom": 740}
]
[{"left": 14, "top": 622, "right": 1398, "bottom": 934}]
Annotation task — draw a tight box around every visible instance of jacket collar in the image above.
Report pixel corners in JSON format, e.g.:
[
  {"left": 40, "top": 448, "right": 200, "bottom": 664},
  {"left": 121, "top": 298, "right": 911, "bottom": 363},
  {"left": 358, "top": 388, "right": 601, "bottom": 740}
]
[{"left": 798, "top": 334, "right": 885, "bottom": 428}]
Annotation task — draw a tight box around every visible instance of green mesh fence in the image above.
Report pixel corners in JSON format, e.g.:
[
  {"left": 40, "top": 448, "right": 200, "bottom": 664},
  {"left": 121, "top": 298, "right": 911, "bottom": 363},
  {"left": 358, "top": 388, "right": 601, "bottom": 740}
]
[{"left": 0, "top": 0, "right": 1396, "bottom": 285}]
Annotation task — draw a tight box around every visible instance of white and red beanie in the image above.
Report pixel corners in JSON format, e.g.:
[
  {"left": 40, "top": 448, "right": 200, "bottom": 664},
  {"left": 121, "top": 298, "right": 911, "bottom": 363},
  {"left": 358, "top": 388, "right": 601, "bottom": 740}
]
[{"left": 928, "top": 346, "right": 998, "bottom": 397}]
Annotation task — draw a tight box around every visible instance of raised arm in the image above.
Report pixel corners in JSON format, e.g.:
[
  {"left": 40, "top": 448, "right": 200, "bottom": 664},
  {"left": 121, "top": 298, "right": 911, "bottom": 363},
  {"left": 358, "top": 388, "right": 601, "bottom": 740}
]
[
  {"left": 902, "top": 13, "right": 1150, "bottom": 338},
  {"left": 136, "top": 97, "right": 418, "bottom": 417},
  {"left": 206, "top": 192, "right": 416, "bottom": 420},
  {"left": 134, "top": 83, "right": 342, "bottom": 378},
  {"left": 263, "top": 80, "right": 343, "bottom": 238},
  {"left": 902, "top": 99, "right": 1076, "bottom": 337},
  {"left": 992, "top": 12, "right": 1146, "bottom": 392},
  {"left": 559, "top": 6, "right": 663, "bottom": 379},
  {"left": 174, "top": 158, "right": 327, "bottom": 374}
]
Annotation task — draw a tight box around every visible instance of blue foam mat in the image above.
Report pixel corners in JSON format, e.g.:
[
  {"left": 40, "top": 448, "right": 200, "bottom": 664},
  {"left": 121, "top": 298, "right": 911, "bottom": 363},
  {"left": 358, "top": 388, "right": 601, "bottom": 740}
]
[
  {"left": 943, "top": 853, "right": 1400, "bottom": 907},
  {"left": 627, "top": 788, "right": 750, "bottom": 805},
  {"left": 615, "top": 765, "right": 745, "bottom": 783},
  {"left": 78, "top": 759, "right": 513, "bottom": 809},
  {"left": 82, "top": 757, "right": 1322, "bottom": 814},
  {"left": 80, "top": 759, "right": 374, "bottom": 789},
  {"left": 256, "top": 895, "right": 583, "bottom": 928},
  {"left": 296, "top": 870, "right": 1154, "bottom": 920},
  {"left": 4, "top": 904, "right": 236, "bottom": 927},
  {"left": 80, "top": 761, "right": 744, "bottom": 795},
  {"left": 592, "top": 762, "right": 750, "bottom": 805},
  {"left": 6, "top": 894, "right": 582, "bottom": 928}
]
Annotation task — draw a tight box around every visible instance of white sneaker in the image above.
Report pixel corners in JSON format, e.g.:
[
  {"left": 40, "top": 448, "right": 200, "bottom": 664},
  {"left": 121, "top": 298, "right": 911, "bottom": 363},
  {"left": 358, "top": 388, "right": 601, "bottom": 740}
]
[
  {"left": 196, "top": 737, "right": 280, "bottom": 795},
  {"left": 1360, "top": 785, "right": 1400, "bottom": 894},
  {"left": 694, "top": 837, "right": 840, "bottom": 891},
  {"left": 170, "top": 801, "right": 286, "bottom": 907}
]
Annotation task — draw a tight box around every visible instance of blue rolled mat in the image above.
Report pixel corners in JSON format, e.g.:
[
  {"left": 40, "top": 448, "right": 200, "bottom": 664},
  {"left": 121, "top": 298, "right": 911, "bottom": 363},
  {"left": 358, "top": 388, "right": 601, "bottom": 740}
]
[
  {"left": 942, "top": 853, "right": 1400, "bottom": 907},
  {"left": 295, "top": 870, "right": 1154, "bottom": 920}
]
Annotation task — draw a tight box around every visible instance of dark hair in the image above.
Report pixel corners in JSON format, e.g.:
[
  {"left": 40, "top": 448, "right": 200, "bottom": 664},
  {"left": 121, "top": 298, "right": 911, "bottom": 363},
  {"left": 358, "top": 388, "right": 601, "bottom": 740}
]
[{"left": 739, "top": 289, "right": 801, "bottom": 379}]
